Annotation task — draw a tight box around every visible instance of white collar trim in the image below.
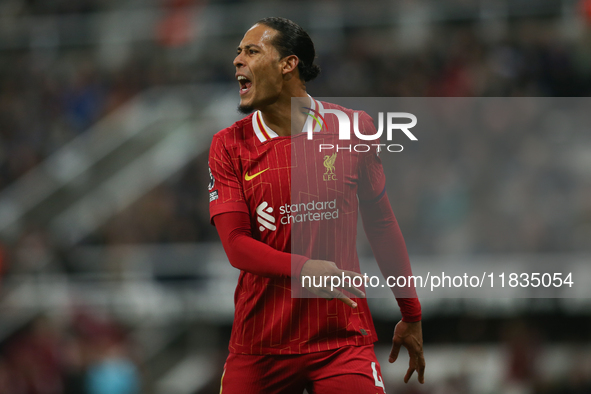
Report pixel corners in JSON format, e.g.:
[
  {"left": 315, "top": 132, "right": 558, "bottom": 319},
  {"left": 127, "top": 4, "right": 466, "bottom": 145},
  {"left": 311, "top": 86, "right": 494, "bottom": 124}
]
[{"left": 252, "top": 95, "right": 323, "bottom": 143}]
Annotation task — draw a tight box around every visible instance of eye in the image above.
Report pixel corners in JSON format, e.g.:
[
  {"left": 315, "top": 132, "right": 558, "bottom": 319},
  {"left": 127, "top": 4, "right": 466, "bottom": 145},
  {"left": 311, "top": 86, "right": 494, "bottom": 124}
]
[{"left": 249, "top": 49, "right": 257, "bottom": 54}]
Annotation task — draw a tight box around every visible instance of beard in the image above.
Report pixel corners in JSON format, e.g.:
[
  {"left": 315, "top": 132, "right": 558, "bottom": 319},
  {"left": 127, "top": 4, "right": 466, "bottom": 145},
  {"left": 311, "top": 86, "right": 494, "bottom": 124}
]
[{"left": 237, "top": 103, "right": 255, "bottom": 114}]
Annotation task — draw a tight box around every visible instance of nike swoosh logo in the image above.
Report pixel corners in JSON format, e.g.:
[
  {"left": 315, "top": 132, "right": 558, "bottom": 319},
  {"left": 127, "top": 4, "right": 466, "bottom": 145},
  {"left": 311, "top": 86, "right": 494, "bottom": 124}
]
[{"left": 245, "top": 168, "right": 269, "bottom": 181}]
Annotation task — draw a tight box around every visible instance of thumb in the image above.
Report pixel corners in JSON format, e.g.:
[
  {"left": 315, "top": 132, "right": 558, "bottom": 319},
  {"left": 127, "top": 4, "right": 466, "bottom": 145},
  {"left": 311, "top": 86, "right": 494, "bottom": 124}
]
[{"left": 389, "top": 337, "right": 402, "bottom": 363}]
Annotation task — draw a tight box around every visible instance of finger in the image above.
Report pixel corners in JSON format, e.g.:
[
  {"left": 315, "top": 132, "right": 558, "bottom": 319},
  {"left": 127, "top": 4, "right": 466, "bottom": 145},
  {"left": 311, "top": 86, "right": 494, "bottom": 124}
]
[
  {"left": 337, "top": 297, "right": 358, "bottom": 308},
  {"left": 404, "top": 366, "right": 415, "bottom": 383},
  {"left": 340, "top": 270, "right": 365, "bottom": 280},
  {"left": 418, "top": 354, "right": 426, "bottom": 384},
  {"left": 333, "top": 290, "right": 358, "bottom": 308},
  {"left": 339, "top": 270, "right": 366, "bottom": 298},
  {"left": 341, "top": 285, "right": 366, "bottom": 298},
  {"left": 389, "top": 338, "right": 402, "bottom": 363},
  {"left": 340, "top": 270, "right": 365, "bottom": 282}
]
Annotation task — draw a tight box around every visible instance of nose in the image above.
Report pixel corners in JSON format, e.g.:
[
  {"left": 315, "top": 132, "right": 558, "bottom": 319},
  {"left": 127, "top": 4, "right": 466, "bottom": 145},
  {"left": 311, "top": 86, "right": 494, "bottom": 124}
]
[{"left": 233, "top": 52, "right": 244, "bottom": 68}]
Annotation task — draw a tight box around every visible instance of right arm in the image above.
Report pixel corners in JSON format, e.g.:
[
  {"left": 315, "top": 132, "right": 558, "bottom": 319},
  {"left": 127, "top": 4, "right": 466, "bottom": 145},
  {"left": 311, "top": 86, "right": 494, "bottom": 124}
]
[
  {"left": 209, "top": 135, "right": 362, "bottom": 305},
  {"left": 213, "top": 211, "right": 308, "bottom": 278},
  {"left": 208, "top": 133, "right": 309, "bottom": 278},
  {"left": 213, "top": 211, "right": 364, "bottom": 307}
]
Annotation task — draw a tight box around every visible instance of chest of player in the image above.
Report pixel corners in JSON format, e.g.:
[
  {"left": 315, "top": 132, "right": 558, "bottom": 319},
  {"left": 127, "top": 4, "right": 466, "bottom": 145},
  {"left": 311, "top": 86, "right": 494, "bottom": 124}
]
[{"left": 239, "top": 138, "right": 362, "bottom": 227}]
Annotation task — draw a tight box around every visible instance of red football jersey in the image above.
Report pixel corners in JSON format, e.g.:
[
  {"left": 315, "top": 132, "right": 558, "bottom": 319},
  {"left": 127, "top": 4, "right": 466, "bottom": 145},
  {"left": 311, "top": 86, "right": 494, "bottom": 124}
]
[{"left": 209, "top": 97, "right": 385, "bottom": 355}]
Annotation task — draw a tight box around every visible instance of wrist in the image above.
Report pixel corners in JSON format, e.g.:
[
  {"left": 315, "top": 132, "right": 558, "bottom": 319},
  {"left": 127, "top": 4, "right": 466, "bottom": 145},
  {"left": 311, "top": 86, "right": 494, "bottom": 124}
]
[
  {"left": 291, "top": 256, "right": 310, "bottom": 279},
  {"left": 401, "top": 315, "right": 422, "bottom": 323}
]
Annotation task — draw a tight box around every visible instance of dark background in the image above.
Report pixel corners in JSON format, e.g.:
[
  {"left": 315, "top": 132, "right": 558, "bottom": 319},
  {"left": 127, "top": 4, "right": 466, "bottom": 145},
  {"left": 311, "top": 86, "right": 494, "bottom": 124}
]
[{"left": 0, "top": 0, "right": 590, "bottom": 393}]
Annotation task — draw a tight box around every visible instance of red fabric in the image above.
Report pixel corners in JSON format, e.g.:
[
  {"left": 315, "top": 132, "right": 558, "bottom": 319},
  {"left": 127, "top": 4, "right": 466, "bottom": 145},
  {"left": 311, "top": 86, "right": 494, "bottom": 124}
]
[
  {"left": 220, "top": 345, "right": 385, "bottom": 394},
  {"left": 360, "top": 192, "right": 422, "bottom": 322},
  {"left": 214, "top": 200, "right": 422, "bottom": 323},
  {"left": 582, "top": 0, "right": 591, "bottom": 22},
  {"left": 213, "top": 212, "right": 309, "bottom": 278},
  {"left": 208, "top": 99, "right": 420, "bottom": 355},
  {"left": 208, "top": 104, "right": 378, "bottom": 355},
  {"left": 0, "top": 242, "right": 6, "bottom": 278}
]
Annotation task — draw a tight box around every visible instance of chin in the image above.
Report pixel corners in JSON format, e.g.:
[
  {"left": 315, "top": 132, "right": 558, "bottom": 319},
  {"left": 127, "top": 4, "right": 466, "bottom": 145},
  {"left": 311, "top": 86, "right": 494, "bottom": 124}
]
[
  {"left": 238, "top": 95, "right": 258, "bottom": 114},
  {"left": 237, "top": 102, "right": 255, "bottom": 114}
]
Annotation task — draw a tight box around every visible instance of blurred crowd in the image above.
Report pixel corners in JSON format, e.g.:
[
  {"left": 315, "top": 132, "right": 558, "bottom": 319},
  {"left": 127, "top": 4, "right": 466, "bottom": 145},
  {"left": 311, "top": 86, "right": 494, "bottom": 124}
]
[
  {"left": 388, "top": 317, "right": 591, "bottom": 394},
  {"left": 0, "top": 312, "right": 139, "bottom": 394},
  {"left": 0, "top": 19, "right": 590, "bottom": 272},
  {"left": 1, "top": 6, "right": 591, "bottom": 394},
  {"left": 0, "top": 53, "right": 170, "bottom": 191},
  {"left": 93, "top": 22, "right": 591, "bottom": 256}
]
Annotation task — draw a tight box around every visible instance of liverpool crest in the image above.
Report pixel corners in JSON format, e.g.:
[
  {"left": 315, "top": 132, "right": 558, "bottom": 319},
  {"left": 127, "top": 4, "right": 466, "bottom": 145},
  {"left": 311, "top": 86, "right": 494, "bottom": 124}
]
[{"left": 323, "top": 152, "right": 337, "bottom": 181}]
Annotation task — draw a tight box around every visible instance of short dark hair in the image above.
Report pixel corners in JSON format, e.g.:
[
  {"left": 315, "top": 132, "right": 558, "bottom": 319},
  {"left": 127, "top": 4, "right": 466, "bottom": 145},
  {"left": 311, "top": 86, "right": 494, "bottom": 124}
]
[{"left": 256, "top": 17, "right": 321, "bottom": 82}]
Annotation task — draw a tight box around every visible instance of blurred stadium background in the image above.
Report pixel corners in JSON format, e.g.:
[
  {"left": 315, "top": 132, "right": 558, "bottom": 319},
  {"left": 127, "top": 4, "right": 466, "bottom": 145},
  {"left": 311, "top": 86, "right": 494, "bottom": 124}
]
[{"left": 1, "top": 0, "right": 591, "bottom": 393}]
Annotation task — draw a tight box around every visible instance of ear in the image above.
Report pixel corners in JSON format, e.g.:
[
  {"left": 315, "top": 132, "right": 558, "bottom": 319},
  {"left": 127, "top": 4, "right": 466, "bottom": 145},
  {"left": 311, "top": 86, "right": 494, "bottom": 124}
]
[{"left": 281, "top": 55, "right": 299, "bottom": 76}]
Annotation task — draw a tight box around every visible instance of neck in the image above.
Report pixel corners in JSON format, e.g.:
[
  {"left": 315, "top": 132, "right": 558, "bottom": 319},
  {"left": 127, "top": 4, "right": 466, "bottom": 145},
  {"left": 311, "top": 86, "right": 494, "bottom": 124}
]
[{"left": 259, "top": 85, "right": 308, "bottom": 137}]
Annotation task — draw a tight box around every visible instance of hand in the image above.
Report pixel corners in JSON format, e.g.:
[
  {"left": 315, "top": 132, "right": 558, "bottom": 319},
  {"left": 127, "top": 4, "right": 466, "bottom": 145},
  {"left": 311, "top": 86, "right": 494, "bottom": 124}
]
[
  {"left": 299, "top": 259, "right": 365, "bottom": 308},
  {"left": 389, "top": 320, "right": 425, "bottom": 384}
]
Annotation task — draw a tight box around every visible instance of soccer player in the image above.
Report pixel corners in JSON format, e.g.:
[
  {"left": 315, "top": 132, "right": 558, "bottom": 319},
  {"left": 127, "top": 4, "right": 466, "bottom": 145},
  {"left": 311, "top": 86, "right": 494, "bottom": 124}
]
[{"left": 208, "top": 17, "right": 425, "bottom": 393}]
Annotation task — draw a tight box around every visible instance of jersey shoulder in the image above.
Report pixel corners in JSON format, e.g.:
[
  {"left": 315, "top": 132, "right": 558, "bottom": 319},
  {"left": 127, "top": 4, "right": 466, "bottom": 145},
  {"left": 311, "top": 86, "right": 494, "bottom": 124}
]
[{"left": 211, "top": 113, "right": 256, "bottom": 151}]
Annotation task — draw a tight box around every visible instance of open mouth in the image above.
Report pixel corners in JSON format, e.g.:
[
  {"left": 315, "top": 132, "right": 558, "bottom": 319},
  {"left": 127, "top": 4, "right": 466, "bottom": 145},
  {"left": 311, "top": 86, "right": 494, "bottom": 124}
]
[{"left": 237, "top": 75, "right": 252, "bottom": 95}]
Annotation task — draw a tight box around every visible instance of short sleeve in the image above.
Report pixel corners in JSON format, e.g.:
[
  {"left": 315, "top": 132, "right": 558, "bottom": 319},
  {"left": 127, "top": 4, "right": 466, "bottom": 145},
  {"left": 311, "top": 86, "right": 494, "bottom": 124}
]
[
  {"left": 208, "top": 134, "right": 249, "bottom": 224},
  {"left": 357, "top": 112, "right": 386, "bottom": 202}
]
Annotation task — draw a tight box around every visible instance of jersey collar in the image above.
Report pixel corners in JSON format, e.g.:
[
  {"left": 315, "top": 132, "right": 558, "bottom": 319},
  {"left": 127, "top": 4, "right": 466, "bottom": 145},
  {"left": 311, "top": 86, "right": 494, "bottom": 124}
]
[{"left": 252, "top": 95, "right": 324, "bottom": 143}]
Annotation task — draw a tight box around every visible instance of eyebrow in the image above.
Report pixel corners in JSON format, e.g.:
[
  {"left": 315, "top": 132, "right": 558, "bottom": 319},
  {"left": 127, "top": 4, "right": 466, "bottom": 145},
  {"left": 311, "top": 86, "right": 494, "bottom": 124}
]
[{"left": 237, "top": 44, "right": 262, "bottom": 51}]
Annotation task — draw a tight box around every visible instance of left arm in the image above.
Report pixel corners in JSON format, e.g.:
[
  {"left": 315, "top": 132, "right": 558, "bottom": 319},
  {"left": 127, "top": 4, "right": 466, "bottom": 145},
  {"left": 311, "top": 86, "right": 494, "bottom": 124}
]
[
  {"left": 355, "top": 109, "right": 425, "bottom": 383},
  {"left": 359, "top": 192, "right": 421, "bottom": 320},
  {"left": 359, "top": 193, "right": 425, "bottom": 383}
]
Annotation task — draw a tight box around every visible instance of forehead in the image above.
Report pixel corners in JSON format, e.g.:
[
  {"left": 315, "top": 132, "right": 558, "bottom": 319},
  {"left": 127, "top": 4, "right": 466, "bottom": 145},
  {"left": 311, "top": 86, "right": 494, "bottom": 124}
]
[{"left": 239, "top": 24, "right": 278, "bottom": 50}]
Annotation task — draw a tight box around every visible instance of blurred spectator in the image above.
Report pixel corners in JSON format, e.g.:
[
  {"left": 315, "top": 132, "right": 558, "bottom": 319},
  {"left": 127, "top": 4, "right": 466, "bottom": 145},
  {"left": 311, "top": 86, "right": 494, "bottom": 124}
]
[
  {"left": 0, "top": 241, "right": 7, "bottom": 281},
  {"left": 0, "top": 19, "right": 589, "bottom": 260},
  {"left": 0, "top": 309, "right": 139, "bottom": 394},
  {"left": 0, "top": 7, "right": 589, "bottom": 394},
  {"left": 502, "top": 319, "right": 543, "bottom": 393},
  {"left": 85, "top": 342, "right": 139, "bottom": 394},
  {"left": 3, "top": 316, "right": 64, "bottom": 394}
]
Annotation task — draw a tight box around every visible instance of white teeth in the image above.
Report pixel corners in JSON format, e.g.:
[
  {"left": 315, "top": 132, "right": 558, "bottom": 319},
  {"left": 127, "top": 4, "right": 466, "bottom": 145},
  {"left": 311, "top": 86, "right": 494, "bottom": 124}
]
[{"left": 237, "top": 76, "right": 247, "bottom": 81}]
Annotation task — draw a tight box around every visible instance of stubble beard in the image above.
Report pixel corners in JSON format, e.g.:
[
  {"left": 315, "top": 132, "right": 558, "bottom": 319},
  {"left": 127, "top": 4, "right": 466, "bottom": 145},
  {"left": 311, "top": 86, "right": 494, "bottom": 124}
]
[
  {"left": 237, "top": 89, "right": 278, "bottom": 114},
  {"left": 237, "top": 103, "right": 255, "bottom": 114}
]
